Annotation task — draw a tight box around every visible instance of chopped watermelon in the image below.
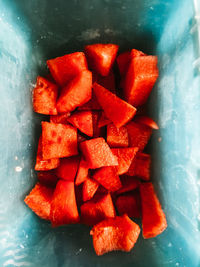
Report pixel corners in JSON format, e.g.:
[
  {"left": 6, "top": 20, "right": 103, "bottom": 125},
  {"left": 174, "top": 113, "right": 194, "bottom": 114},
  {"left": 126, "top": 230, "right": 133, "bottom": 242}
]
[
  {"left": 24, "top": 183, "right": 53, "bottom": 220},
  {"left": 85, "top": 44, "right": 119, "bottom": 76},
  {"left": 93, "top": 166, "right": 122, "bottom": 192},
  {"left": 107, "top": 123, "right": 129, "bottom": 148},
  {"left": 124, "top": 56, "right": 159, "bottom": 106},
  {"left": 35, "top": 136, "right": 60, "bottom": 171},
  {"left": 37, "top": 171, "right": 59, "bottom": 188},
  {"left": 82, "top": 177, "right": 99, "bottom": 202},
  {"left": 67, "top": 111, "right": 93, "bottom": 137},
  {"left": 90, "top": 214, "right": 140, "bottom": 255},
  {"left": 47, "top": 52, "right": 88, "bottom": 86},
  {"left": 55, "top": 156, "right": 80, "bottom": 181},
  {"left": 126, "top": 121, "right": 152, "bottom": 151},
  {"left": 115, "top": 192, "right": 141, "bottom": 218},
  {"left": 98, "top": 112, "right": 111, "bottom": 128},
  {"left": 80, "top": 137, "right": 118, "bottom": 169},
  {"left": 50, "top": 112, "right": 70, "bottom": 124},
  {"left": 115, "top": 176, "right": 140, "bottom": 195},
  {"left": 33, "top": 76, "right": 58, "bottom": 115},
  {"left": 75, "top": 157, "right": 89, "bottom": 185},
  {"left": 80, "top": 193, "right": 116, "bottom": 225},
  {"left": 42, "top": 122, "right": 78, "bottom": 159},
  {"left": 140, "top": 182, "right": 167, "bottom": 238},
  {"left": 57, "top": 70, "right": 92, "bottom": 113},
  {"left": 117, "top": 49, "right": 145, "bottom": 76},
  {"left": 50, "top": 180, "right": 80, "bottom": 227},
  {"left": 127, "top": 152, "right": 151, "bottom": 180},
  {"left": 111, "top": 147, "right": 138, "bottom": 175},
  {"left": 93, "top": 83, "right": 136, "bottom": 128},
  {"left": 134, "top": 116, "right": 159, "bottom": 130}
]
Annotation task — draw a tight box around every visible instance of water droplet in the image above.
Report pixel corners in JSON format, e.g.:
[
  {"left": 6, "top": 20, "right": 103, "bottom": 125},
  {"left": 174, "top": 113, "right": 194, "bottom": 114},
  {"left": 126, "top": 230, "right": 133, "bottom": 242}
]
[{"left": 15, "top": 166, "right": 22, "bottom": 172}]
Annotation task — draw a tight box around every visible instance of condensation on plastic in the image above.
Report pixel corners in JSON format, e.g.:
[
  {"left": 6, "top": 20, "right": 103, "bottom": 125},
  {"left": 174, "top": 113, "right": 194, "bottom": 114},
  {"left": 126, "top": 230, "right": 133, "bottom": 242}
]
[{"left": 0, "top": 0, "right": 200, "bottom": 267}]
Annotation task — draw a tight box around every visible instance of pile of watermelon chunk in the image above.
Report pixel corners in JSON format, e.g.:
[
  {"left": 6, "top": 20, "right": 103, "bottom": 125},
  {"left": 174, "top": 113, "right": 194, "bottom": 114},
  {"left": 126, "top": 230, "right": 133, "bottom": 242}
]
[{"left": 25, "top": 43, "right": 167, "bottom": 256}]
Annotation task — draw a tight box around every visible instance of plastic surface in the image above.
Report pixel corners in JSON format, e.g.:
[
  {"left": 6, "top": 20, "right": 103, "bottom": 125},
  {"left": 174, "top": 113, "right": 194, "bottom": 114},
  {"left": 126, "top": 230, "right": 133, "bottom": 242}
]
[{"left": 0, "top": 0, "right": 200, "bottom": 266}]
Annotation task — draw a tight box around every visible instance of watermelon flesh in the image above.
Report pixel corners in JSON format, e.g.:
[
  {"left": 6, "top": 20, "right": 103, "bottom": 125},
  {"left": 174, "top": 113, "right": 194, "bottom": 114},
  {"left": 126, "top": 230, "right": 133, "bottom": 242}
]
[
  {"left": 24, "top": 183, "right": 53, "bottom": 220},
  {"left": 140, "top": 182, "right": 167, "bottom": 238},
  {"left": 127, "top": 152, "right": 151, "bottom": 180},
  {"left": 33, "top": 76, "right": 58, "bottom": 115},
  {"left": 42, "top": 122, "right": 78, "bottom": 159},
  {"left": 124, "top": 56, "right": 159, "bottom": 106},
  {"left": 90, "top": 214, "right": 141, "bottom": 255},
  {"left": 35, "top": 136, "right": 60, "bottom": 171},
  {"left": 80, "top": 193, "right": 116, "bottom": 226},
  {"left": 57, "top": 70, "right": 92, "bottom": 113},
  {"left": 55, "top": 156, "right": 80, "bottom": 181},
  {"left": 80, "top": 137, "right": 118, "bottom": 169},
  {"left": 93, "top": 82, "right": 137, "bottom": 128},
  {"left": 47, "top": 52, "right": 88, "bottom": 86},
  {"left": 50, "top": 180, "right": 80, "bottom": 227},
  {"left": 67, "top": 111, "right": 93, "bottom": 137},
  {"left": 82, "top": 177, "right": 99, "bottom": 202},
  {"left": 107, "top": 123, "right": 129, "bottom": 148},
  {"left": 85, "top": 43, "right": 119, "bottom": 76},
  {"left": 111, "top": 147, "right": 138, "bottom": 175},
  {"left": 93, "top": 166, "right": 122, "bottom": 192}
]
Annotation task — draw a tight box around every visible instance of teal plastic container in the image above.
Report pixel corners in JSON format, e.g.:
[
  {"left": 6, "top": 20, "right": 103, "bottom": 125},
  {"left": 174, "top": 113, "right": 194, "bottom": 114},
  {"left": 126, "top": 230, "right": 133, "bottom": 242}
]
[{"left": 0, "top": 0, "right": 200, "bottom": 266}]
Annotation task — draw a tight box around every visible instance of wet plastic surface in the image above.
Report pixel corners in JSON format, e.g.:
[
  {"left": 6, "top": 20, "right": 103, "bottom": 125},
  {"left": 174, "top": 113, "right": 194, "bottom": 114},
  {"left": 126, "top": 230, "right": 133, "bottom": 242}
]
[{"left": 0, "top": 0, "right": 200, "bottom": 266}]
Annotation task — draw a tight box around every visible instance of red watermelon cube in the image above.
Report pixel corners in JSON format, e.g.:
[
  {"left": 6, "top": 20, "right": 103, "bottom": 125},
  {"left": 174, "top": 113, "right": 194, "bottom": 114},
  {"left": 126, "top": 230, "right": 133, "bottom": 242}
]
[
  {"left": 24, "top": 183, "right": 53, "bottom": 220},
  {"left": 82, "top": 177, "right": 99, "bottom": 202},
  {"left": 85, "top": 44, "right": 119, "bottom": 76},
  {"left": 90, "top": 214, "right": 140, "bottom": 255},
  {"left": 35, "top": 136, "right": 60, "bottom": 171},
  {"left": 57, "top": 70, "right": 92, "bottom": 113},
  {"left": 80, "top": 138, "right": 118, "bottom": 169},
  {"left": 47, "top": 52, "right": 88, "bottom": 86},
  {"left": 111, "top": 147, "right": 138, "bottom": 175},
  {"left": 126, "top": 121, "right": 152, "bottom": 151},
  {"left": 55, "top": 156, "right": 80, "bottom": 181},
  {"left": 80, "top": 193, "right": 116, "bottom": 226},
  {"left": 33, "top": 76, "right": 58, "bottom": 115},
  {"left": 75, "top": 157, "right": 89, "bottom": 185},
  {"left": 50, "top": 180, "right": 80, "bottom": 226},
  {"left": 42, "top": 122, "right": 78, "bottom": 159},
  {"left": 93, "top": 166, "right": 122, "bottom": 192},
  {"left": 124, "top": 56, "right": 159, "bottom": 106},
  {"left": 140, "top": 182, "right": 167, "bottom": 238},
  {"left": 93, "top": 83, "right": 136, "bottom": 128},
  {"left": 117, "top": 49, "right": 145, "bottom": 76},
  {"left": 67, "top": 111, "right": 93, "bottom": 137},
  {"left": 107, "top": 123, "right": 129, "bottom": 148},
  {"left": 127, "top": 152, "right": 151, "bottom": 180}
]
